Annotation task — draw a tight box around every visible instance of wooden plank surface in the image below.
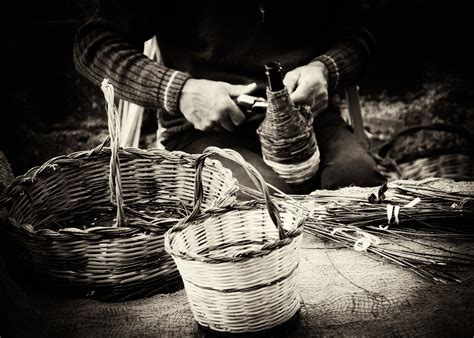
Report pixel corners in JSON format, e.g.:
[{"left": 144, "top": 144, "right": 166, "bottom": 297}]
[
  {"left": 1, "top": 234, "right": 473, "bottom": 337},
  {"left": 1, "top": 153, "right": 473, "bottom": 337}
]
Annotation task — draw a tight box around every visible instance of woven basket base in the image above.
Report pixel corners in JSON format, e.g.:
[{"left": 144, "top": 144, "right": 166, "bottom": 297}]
[
  {"left": 168, "top": 205, "right": 304, "bottom": 333},
  {"left": 4, "top": 230, "right": 184, "bottom": 301},
  {"left": 196, "top": 306, "right": 301, "bottom": 335},
  {"left": 184, "top": 275, "right": 301, "bottom": 333}
]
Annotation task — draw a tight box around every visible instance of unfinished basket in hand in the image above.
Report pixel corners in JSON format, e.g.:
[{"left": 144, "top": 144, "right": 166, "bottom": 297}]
[
  {"left": 0, "top": 80, "right": 238, "bottom": 301},
  {"left": 257, "top": 86, "right": 320, "bottom": 193},
  {"left": 165, "top": 147, "right": 305, "bottom": 333}
]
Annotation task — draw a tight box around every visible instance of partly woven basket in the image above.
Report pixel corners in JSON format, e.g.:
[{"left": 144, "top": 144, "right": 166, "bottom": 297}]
[
  {"left": 257, "top": 87, "right": 320, "bottom": 193},
  {"left": 165, "top": 147, "right": 305, "bottom": 333},
  {"left": 0, "top": 81, "right": 238, "bottom": 301}
]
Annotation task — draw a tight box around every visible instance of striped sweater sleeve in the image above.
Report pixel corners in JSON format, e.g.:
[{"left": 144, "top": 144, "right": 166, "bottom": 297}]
[
  {"left": 312, "top": 1, "right": 376, "bottom": 93},
  {"left": 312, "top": 28, "right": 375, "bottom": 93},
  {"left": 73, "top": 3, "right": 191, "bottom": 115}
]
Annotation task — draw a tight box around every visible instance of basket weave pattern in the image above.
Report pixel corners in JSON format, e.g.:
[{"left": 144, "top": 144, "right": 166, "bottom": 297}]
[
  {"left": 398, "top": 153, "right": 474, "bottom": 181},
  {"left": 1, "top": 81, "right": 239, "bottom": 300},
  {"left": 258, "top": 89, "right": 320, "bottom": 191},
  {"left": 165, "top": 147, "right": 305, "bottom": 333},
  {"left": 377, "top": 123, "right": 474, "bottom": 181}
]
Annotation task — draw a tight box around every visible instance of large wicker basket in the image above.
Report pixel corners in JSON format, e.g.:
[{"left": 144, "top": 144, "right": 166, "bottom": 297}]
[
  {"left": 165, "top": 147, "right": 305, "bottom": 333},
  {"left": 0, "top": 81, "right": 239, "bottom": 301}
]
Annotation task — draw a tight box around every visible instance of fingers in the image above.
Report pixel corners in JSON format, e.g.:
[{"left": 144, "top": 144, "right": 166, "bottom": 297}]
[
  {"left": 290, "top": 79, "right": 316, "bottom": 105},
  {"left": 220, "top": 82, "right": 253, "bottom": 129},
  {"left": 213, "top": 97, "right": 246, "bottom": 132},
  {"left": 283, "top": 70, "right": 299, "bottom": 94},
  {"left": 289, "top": 78, "right": 328, "bottom": 116},
  {"left": 286, "top": 64, "right": 329, "bottom": 112},
  {"left": 224, "top": 82, "right": 257, "bottom": 98},
  {"left": 223, "top": 98, "right": 246, "bottom": 127},
  {"left": 219, "top": 117, "right": 236, "bottom": 132},
  {"left": 181, "top": 80, "right": 251, "bottom": 132}
]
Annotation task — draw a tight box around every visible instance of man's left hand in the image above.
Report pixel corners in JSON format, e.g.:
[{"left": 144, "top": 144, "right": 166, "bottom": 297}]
[{"left": 283, "top": 61, "right": 329, "bottom": 115}]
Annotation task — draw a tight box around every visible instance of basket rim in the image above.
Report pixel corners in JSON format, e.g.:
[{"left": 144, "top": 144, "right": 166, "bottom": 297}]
[
  {"left": 4, "top": 146, "right": 227, "bottom": 189},
  {"left": 164, "top": 204, "right": 305, "bottom": 264},
  {"left": 0, "top": 146, "right": 238, "bottom": 239}
]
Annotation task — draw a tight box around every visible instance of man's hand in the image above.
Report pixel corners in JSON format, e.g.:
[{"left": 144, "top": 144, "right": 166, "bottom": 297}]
[
  {"left": 283, "top": 61, "right": 329, "bottom": 115},
  {"left": 179, "top": 79, "right": 257, "bottom": 132}
]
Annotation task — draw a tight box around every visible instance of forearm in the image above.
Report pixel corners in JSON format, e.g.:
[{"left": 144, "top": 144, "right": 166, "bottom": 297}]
[{"left": 73, "top": 8, "right": 190, "bottom": 114}]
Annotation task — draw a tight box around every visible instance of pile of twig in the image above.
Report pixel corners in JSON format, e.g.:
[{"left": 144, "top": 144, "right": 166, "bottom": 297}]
[
  {"left": 273, "top": 179, "right": 474, "bottom": 283},
  {"left": 307, "top": 180, "right": 473, "bottom": 235},
  {"left": 304, "top": 218, "right": 474, "bottom": 283}
]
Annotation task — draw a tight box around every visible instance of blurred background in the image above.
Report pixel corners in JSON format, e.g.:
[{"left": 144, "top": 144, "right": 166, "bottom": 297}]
[{"left": 2, "top": 1, "right": 473, "bottom": 179}]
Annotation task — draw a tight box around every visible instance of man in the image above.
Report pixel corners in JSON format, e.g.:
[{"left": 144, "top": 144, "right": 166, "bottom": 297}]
[{"left": 74, "top": 1, "right": 385, "bottom": 192}]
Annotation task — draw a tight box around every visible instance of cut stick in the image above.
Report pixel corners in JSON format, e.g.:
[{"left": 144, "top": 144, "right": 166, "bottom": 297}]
[{"left": 119, "top": 37, "right": 161, "bottom": 148}]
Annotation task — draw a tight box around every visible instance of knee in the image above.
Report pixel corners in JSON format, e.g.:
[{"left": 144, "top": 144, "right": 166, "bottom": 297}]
[{"left": 319, "top": 151, "right": 386, "bottom": 190}]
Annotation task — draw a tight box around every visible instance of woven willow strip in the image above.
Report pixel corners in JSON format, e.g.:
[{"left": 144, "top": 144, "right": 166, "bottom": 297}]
[{"left": 257, "top": 88, "right": 319, "bottom": 192}]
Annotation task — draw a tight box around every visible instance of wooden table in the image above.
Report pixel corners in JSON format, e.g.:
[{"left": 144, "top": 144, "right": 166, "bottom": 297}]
[{"left": 1, "top": 152, "right": 473, "bottom": 337}]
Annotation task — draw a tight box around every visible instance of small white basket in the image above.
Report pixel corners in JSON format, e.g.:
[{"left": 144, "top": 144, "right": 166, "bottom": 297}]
[{"left": 165, "top": 147, "right": 305, "bottom": 333}]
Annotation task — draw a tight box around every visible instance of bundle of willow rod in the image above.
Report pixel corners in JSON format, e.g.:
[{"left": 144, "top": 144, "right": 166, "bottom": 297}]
[
  {"left": 239, "top": 179, "right": 474, "bottom": 283},
  {"left": 119, "top": 37, "right": 161, "bottom": 148},
  {"left": 306, "top": 180, "right": 474, "bottom": 235},
  {"left": 294, "top": 179, "right": 474, "bottom": 283},
  {"left": 303, "top": 218, "right": 474, "bottom": 283}
]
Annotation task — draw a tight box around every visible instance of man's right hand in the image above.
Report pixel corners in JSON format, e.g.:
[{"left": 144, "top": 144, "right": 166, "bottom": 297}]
[{"left": 179, "top": 79, "right": 257, "bottom": 132}]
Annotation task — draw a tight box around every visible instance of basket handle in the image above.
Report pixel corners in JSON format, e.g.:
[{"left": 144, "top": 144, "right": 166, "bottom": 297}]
[
  {"left": 101, "top": 79, "right": 126, "bottom": 227},
  {"left": 184, "top": 146, "right": 286, "bottom": 240},
  {"left": 377, "top": 123, "right": 474, "bottom": 160}
]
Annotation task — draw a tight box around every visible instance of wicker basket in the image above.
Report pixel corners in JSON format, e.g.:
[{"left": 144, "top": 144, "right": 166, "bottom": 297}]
[
  {"left": 376, "top": 123, "right": 474, "bottom": 181},
  {"left": 0, "top": 81, "right": 239, "bottom": 301},
  {"left": 397, "top": 153, "right": 474, "bottom": 181},
  {"left": 165, "top": 147, "right": 305, "bottom": 333}
]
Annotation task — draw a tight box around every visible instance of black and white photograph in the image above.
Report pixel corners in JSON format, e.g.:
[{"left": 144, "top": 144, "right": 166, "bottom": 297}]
[{"left": 1, "top": 1, "right": 473, "bottom": 336}]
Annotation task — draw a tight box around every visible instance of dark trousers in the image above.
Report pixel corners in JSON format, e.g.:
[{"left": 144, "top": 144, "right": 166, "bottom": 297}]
[{"left": 164, "top": 106, "right": 385, "bottom": 193}]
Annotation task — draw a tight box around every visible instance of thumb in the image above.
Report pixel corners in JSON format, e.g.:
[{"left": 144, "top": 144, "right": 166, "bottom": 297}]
[
  {"left": 283, "top": 70, "right": 299, "bottom": 94},
  {"left": 290, "top": 83, "right": 312, "bottom": 106},
  {"left": 224, "top": 82, "right": 257, "bottom": 98}
]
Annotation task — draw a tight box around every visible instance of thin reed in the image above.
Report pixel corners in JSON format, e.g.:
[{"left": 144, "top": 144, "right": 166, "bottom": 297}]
[{"left": 268, "top": 178, "right": 474, "bottom": 283}]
